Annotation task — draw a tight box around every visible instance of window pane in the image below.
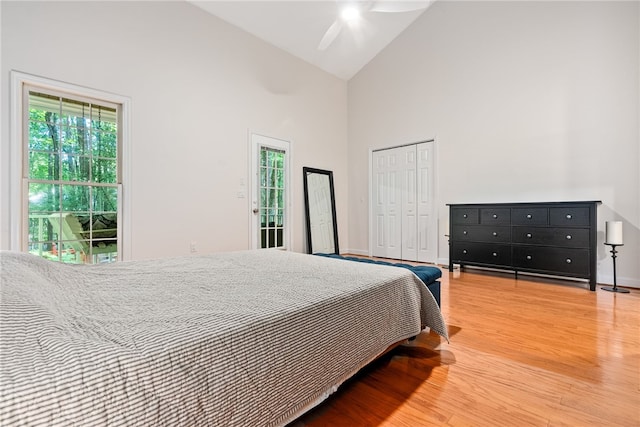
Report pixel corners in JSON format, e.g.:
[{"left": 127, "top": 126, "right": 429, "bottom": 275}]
[
  {"left": 29, "top": 121, "right": 57, "bottom": 151},
  {"left": 260, "top": 149, "right": 267, "bottom": 167},
  {"left": 61, "top": 184, "right": 90, "bottom": 212},
  {"left": 92, "top": 131, "right": 117, "bottom": 158},
  {"left": 276, "top": 151, "right": 283, "bottom": 168},
  {"left": 92, "top": 158, "right": 117, "bottom": 184},
  {"left": 29, "top": 151, "right": 59, "bottom": 180},
  {"left": 267, "top": 167, "right": 274, "bottom": 188},
  {"left": 277, "top": 189, "right": 284, "bottom": 208},
  {"left": 61, "top": 97, "right": 90, "bottom": 127},
  {"left": 29, "top": 182, "right": 60, "bottom": 213},
  {"left": 267, "top": 188, "right": 274, "bottom": 208},
  {"left": 276, "top": 169, "right": 284, "bottom": 188},
  {"left": 260, "top": 166, "right": 267, "bottom": 187},
  {"left": 61, "top": 154, "right": 91, "bottom": 182},
  {"left": 93, "top": 187, "right": 118, "bottom": 212},
  {"left": 91, "top": 104, "right": 116, "bottom": 131},
  {"left": 92, "top": 219, "right": 117, "bottom": 239},
  {"left": 29, "top": 92, "right": 61, "bottom": 125},
  {"left": 267, "top": 150, "right": 274, "bottom": 168},
  {"left": 58, "top": 241, "right": 85, "bottom": 264},
  {"left": 28, "top": 214, "right": 55, "bottom": 244},
  {"left": 62, "top": 125, "right": 90, "bottom": 155},
  {"left": 260, "top": 190, "right": 267, "bottom": 208}
]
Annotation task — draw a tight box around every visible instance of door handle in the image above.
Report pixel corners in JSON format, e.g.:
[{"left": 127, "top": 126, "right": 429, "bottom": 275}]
[{"left": 252, "top": 208, "right": 259, "bottom": 214}]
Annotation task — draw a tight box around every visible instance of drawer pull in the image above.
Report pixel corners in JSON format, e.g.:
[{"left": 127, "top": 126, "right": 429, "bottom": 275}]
[
  {"left": 493, "top": 214, "right": 498, "bottom": 219},
  {"left": 566, "top": 235, "right": 572, "bottom": 240},
  {"left": 462, "top": 249, "right": 467, "bottom": 254},
  {"left": 526, "top": 233, "right": 532, "bottom": 238},
  {"left": 566, "top": 258, "right": 572, "bottom": 264},
  {"left": 492, "top": 232, "right": 498, "bottom": 237},
  {"left": 463, "top": 214, "right": 468, "bottom": 218},
  {"left": 526, "top": 255, "right": 532, "bottom": 260},
  {"left": 463, "top": 231, "right": 468, "bottom": 235},
  {"left": 566, "top": 214, "right": 572, "bottom": 219},
  {"left": 492, "top": 252, "right": 498, "bottom": 257},
  {"left": 526, "top": 214, "right": 532, "bottom": 219}
]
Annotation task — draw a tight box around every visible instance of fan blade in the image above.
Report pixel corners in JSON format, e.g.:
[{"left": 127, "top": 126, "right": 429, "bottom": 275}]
[
  {"left": 370, "top": 0, "right": 430, "bottom": 13},
  {"left": 318, "top": 20, "right": 343, "bottom": 51}
]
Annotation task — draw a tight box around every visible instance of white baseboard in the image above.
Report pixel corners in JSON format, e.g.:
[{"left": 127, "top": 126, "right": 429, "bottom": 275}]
[
  {"left": 342, "top": 248, "right": 368, "bottom": 256},
  {"left": 597, "top": 274, "right": 639, "bottom": 289}
]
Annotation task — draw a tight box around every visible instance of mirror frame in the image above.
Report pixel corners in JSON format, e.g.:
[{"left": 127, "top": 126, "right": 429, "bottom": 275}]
[{"left": 303, "top": 167, "right": 339, "bottom": 254}]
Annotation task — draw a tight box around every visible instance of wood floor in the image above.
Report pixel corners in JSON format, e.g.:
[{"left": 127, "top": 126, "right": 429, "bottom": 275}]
[{"left": 292, "top": 267, "right": 640, "bottom": 426}]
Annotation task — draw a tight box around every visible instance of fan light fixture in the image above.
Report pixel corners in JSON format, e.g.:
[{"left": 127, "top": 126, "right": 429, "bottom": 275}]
[
  {"left": 318, "top": 1, "right": 430, "bottom": 51},
  {"left": 341, "top": 6, "right": 361, "bottom": 22}
]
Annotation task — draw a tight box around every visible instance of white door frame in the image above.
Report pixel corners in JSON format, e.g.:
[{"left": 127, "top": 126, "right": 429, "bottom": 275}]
[
  {"left": 368, "top": 139, "right": 438, "bottom": 262},
  {"left": 249, "top": 132, "right": 292, "bottom": 250}
]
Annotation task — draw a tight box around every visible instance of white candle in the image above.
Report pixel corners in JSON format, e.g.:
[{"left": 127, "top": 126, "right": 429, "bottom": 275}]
[{"left": 605, "top": 221, "right": 623, "bottom": 245}]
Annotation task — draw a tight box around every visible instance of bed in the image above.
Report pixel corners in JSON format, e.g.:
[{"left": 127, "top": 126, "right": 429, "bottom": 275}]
[{"left": 0, "top": 249, "right": 448, "bottom": 426}]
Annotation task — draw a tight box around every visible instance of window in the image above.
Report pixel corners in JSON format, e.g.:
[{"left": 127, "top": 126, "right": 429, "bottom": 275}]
[{"left": 24, "top": 88, "right": 121, "bottom": 264}]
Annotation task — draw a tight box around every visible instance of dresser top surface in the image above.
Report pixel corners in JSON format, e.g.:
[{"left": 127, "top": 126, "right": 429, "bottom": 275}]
[{"left": 447, "top": 201, "right": 602, "bottom": 207}]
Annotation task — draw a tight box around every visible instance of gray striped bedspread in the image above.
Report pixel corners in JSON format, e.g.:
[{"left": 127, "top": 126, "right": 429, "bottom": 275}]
[{"left": 0, "top": 249, "right": 447, "bottom": 426}]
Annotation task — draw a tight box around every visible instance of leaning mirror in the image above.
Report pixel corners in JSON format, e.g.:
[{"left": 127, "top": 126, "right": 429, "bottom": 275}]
[{"left": 303, "top": 167, "right": 339, "bottom": 254}]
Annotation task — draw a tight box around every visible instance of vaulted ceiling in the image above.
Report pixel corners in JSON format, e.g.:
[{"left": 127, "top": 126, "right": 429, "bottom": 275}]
[{"left": 190, "top": 1, "right": 432, "bottom": 80}]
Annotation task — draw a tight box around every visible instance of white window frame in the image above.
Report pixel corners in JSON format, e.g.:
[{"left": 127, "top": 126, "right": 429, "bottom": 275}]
[{"left": 10, "top": 71, "right": 132, "bottom": 260}]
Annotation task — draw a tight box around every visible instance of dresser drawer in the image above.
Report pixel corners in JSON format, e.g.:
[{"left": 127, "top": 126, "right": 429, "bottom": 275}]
[
  {"left": 512, "top": 208, "right": 548, "bottom": 225},
  {"left": 451, "top": 208, "right": 479, "bottom": 224},
  {"left": 513, "top": 246, "right": 589, "bottom": 276},
  {"left": 480, "top": 208, "right": 510, "bottom": 225},
  {"left": 451, "top": 242, "right": 512, "bottom": 266},
  {"left": 512, "top": 227, "right": 590, "bottom": 248},
  {"left": 452, "top": 226, "right": 511, "bottom": 243},
  {"left": 549, "top": 207, "right": 590, "bottom": 227}
]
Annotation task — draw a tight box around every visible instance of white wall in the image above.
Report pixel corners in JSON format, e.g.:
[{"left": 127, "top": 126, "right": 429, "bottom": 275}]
[
  {"left": 0, "top": 1, "right": 348, "bottom": 259},
  {"left": 348, "top": 1, "right": 640, "bottom": 287}
]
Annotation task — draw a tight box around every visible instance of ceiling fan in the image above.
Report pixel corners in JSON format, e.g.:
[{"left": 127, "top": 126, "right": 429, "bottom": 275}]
[{"left": 318, "top": 0, "right": 431, "bottom": 51}]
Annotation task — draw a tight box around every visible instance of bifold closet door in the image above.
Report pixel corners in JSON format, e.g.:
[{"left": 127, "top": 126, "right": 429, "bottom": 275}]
[{"left": 372, "top": 142, "right": 436, "bottom": 263}]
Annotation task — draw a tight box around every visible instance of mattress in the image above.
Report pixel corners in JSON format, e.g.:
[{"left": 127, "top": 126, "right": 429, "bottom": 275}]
[{"left": 0, "top": 249, "right": 447, "bottom": 426}]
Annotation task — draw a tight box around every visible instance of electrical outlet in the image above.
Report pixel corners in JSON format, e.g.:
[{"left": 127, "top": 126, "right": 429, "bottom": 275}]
[{"left": 190, "top": 241, "right": 197, "bottom": 253}]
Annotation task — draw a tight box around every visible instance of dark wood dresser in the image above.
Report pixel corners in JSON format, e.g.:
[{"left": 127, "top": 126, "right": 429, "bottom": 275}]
[{"left": 447, "top": 201, "right": 601, "bottom": 290}]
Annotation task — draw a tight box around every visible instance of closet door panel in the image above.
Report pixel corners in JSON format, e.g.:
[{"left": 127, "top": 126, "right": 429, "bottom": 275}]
[
  {"left": 371, "top": 149, "right": 402, "bottom": 259},
  {"left": 417, "top": 142, "right": 436, "bottom": 263},
  {"left": 401, "top": 145, "right": 418, "bottom": 261}
]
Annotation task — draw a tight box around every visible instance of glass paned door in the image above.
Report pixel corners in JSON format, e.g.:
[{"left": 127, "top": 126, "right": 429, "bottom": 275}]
[{"left": 251, "top": 133, "right": 290, "bottom": 250}]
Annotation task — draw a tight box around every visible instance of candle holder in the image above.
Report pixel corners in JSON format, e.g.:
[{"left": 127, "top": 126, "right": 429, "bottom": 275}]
[{"left": 601, "top": 244, "right": 629, "bottom": 293}]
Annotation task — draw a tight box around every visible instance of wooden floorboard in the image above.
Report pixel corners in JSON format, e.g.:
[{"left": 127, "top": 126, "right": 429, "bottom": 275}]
[{"left": 292, "top": 266, "right": 640, "bottom": 426}]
